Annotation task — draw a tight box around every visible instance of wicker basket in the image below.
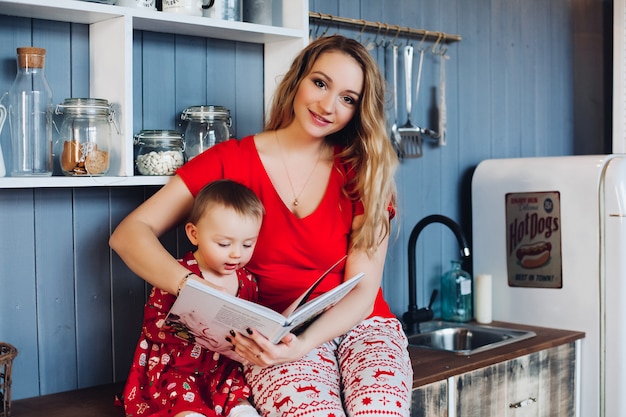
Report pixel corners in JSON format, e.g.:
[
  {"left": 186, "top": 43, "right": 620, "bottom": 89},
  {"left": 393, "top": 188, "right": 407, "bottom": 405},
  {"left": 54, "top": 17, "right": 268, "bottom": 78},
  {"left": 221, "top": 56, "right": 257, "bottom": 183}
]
[{"left": 0, "top": 343, "right": 18, "bottom": 417}]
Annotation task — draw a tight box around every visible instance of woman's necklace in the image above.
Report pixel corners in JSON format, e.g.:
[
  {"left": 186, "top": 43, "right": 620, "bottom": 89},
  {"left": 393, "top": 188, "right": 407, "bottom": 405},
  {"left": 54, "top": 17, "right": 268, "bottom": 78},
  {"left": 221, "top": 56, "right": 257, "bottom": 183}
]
[{"left": 275, "top": 131, "right": 322, "bottom": 207}]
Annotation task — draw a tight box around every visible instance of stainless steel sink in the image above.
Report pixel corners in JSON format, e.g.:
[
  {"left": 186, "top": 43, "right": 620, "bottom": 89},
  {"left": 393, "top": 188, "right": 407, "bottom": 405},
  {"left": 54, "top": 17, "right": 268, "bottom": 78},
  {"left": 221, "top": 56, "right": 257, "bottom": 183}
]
[{"left": 407, "top": 321, "right": 536, "bottom": 355}]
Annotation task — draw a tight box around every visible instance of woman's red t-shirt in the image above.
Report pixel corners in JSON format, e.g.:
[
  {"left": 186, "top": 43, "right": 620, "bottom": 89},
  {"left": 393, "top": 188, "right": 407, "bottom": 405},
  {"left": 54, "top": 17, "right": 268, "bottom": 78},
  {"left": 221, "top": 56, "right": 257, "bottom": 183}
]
[{"left": 177, "top": 136, "right": 393, "bottom": 318}]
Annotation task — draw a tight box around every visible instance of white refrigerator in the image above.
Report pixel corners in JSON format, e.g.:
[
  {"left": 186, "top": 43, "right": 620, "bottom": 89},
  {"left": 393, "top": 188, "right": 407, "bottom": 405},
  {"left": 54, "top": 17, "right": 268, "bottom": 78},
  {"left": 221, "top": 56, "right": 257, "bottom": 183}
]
[{"left": 471, "top": 155, "right": 626, "bottom": 417}]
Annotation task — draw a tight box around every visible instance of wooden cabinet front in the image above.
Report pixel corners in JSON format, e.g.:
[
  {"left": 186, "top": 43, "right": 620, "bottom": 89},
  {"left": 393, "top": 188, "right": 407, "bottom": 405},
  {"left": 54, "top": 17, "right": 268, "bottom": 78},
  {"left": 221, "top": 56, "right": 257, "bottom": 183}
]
[
  {"left": 411, "top": 378, "right": 448, "bottom": 417},
  {"left": 454, "top": 343, "right": 577, "bottom": 417},
  {"left": 411, "top": 342, "right": 578, "bottom": 417}
]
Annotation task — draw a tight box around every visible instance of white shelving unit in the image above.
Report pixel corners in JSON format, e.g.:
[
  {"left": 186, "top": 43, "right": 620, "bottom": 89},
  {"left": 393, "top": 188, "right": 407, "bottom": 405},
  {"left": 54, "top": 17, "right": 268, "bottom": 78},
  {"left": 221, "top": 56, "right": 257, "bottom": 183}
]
[{"left": 0, "top": 0, "right": 308, "bottom": 188}]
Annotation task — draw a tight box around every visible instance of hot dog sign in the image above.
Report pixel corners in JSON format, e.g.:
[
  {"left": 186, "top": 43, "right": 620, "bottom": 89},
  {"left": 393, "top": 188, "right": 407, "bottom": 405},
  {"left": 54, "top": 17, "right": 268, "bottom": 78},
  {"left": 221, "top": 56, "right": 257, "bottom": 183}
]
[{"left": 505, "top": 191, "right": 563, "bottom": 288}]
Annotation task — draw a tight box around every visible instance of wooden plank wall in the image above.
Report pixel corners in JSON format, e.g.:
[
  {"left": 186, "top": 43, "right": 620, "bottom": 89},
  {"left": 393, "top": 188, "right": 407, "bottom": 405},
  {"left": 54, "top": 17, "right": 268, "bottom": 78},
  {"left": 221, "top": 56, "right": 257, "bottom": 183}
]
[
  {"left": 0, "top": 0, "right": 606, "bottom": 401},
  {"left": 0, "top": 16, "right": 262, "bottom": 400},
  {"left": 308, "top": 0, "right": 605, "bottom": 332}
]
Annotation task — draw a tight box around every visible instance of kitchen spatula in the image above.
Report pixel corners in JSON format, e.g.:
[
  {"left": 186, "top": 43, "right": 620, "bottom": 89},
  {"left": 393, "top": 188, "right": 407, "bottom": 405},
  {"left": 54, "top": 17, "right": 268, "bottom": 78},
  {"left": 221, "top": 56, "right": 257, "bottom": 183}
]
[
  {"left": 390, "top": 43, "right": 403, "bottom": 158},
  {"left": 398, "top": 44, "right": 422, "bottom": 158}
]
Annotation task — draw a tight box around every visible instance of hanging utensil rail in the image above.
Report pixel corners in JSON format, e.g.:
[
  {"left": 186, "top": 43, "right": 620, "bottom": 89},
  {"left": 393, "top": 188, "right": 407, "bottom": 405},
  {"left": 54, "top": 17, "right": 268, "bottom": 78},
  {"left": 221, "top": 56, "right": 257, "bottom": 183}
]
[{"left": 308, "top": 12, "right": 462, "bottom": 44}]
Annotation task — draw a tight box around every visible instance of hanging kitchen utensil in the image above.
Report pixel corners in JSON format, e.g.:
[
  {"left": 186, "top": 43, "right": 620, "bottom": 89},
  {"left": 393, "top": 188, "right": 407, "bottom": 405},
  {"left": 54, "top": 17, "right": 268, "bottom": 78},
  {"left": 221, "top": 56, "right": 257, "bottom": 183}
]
[
  {"left": 389, "top": 42, "right": 403, "bottom": 158},
  {"left": 437, "top": 51, "right": 449, "bottom": 146},
  {"left": 398, "top": 44, "right": 422, "bottom": 158},
  {"left": 415, "top": 36, "right": 439, "bottom": 141},
  {"left": 414, "top": 42, "right": 424, "bottom": 123}
]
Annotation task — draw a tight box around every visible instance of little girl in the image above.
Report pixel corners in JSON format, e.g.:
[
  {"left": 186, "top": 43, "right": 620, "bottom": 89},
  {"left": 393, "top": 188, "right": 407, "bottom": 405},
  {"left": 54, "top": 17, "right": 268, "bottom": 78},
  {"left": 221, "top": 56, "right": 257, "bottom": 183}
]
[{"left": 122, "top": 179, "right": 264, "bottom": 417}]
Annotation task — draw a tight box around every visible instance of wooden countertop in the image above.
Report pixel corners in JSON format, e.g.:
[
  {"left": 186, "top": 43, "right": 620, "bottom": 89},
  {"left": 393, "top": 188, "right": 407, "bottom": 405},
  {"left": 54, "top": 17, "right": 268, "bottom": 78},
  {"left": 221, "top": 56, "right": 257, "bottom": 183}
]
[
  {"left": 10, "top": 321, "right": 584, "bottom": 416},
  {"left": 409, "top": 321, "right": 585, "bottom": 388}
]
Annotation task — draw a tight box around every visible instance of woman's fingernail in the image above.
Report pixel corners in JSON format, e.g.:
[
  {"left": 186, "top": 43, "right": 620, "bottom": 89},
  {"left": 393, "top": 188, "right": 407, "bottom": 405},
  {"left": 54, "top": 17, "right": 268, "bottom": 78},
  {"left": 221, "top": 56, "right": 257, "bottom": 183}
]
[
  {"left": 230, "top": 330, "right": 236, "bottom": 337},
  {"left": 246, "top": 328, "right": 253, "bottom": 335},
  {"left": 225, "top": 336, "right": 231, "bottom": 343}
]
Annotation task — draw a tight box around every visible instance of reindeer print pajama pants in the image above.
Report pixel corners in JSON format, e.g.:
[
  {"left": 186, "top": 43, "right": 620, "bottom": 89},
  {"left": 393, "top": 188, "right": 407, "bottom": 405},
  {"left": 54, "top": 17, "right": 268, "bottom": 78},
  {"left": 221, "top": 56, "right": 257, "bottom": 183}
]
[{"left": 245, "top": 317, "right": 413, "bottom": 417}]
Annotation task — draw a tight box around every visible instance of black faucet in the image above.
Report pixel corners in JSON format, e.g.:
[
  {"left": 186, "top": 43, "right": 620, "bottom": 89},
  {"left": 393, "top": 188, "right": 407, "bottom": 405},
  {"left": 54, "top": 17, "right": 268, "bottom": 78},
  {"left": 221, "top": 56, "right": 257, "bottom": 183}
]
[{"left": 403, "top": 214, "right": 471, "bottom": 334}]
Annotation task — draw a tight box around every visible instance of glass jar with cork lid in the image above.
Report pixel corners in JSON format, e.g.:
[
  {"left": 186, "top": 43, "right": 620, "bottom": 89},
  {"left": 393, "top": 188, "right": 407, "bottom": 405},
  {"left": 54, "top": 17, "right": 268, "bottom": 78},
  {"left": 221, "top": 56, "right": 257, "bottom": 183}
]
[{"left": 0, "top": 47, "right": 54, "bottom": 177}]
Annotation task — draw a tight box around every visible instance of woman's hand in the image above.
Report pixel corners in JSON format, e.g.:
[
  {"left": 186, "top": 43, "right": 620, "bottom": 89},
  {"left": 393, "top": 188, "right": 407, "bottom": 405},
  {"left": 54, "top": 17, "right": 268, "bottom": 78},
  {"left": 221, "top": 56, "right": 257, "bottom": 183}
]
[
  {"left": 109, "top": 175, "right": 197, "bottom": 295},
  {"left": 227, "top": 328, "right": 304, "bottom": 367}
]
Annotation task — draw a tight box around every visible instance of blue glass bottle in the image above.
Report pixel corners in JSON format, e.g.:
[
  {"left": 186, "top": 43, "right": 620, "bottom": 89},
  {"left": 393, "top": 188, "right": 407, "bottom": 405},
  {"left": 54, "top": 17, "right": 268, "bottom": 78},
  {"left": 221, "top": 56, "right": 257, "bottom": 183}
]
[{"left": 441, "top": 260, "right": 473, "bottom": 322}]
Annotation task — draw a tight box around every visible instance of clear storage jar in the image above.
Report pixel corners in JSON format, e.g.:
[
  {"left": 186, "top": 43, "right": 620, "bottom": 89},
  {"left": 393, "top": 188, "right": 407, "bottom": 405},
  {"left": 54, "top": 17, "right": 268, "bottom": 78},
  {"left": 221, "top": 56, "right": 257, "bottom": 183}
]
[
  {"left": 180, "top": 105, "right": 232, "bottom": 160},
  {"left": 55, "top": 98, "right": 117, "bottom": 176},
  {"left": 135, "top": 130, "right": 185, "bottom": 176}
]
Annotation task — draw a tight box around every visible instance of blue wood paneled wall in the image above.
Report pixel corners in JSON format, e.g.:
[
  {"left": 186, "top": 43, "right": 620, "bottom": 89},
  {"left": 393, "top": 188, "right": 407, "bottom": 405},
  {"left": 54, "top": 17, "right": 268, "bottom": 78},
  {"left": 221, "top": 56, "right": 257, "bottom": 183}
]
[
  {"left": 0, "top": 0, "right": 606, "bottom": 401},
  {"left": 308, "top": 0, "right": 603, "bottom": 333},
  {"left": 0, "top": 16, "right": 262, "bottom": 400}
]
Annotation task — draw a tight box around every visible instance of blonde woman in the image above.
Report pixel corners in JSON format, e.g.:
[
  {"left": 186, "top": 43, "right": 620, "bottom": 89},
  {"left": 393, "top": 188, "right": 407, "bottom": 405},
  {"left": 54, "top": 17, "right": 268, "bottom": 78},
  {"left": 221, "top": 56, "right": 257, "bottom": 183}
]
[{"left": 111, "top": 35, "right": 411, "bottom": 416}]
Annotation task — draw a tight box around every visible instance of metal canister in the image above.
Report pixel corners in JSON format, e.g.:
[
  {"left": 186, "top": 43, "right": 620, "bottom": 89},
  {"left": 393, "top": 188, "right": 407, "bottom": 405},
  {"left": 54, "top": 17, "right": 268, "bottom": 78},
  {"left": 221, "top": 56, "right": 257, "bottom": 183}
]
[
  {"left": 242, "top": 0, "right": 272, "bottom": 25},
  {"left": 180, "top": 105, "right": 232, "bottom": 160}
]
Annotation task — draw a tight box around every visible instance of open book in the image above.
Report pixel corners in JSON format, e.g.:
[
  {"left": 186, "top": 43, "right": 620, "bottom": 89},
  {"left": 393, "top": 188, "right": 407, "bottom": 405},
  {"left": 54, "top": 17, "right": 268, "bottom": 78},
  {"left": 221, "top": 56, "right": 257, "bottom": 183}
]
[{"left": 165, "top": 258, "right": 364, "bottom": 358}]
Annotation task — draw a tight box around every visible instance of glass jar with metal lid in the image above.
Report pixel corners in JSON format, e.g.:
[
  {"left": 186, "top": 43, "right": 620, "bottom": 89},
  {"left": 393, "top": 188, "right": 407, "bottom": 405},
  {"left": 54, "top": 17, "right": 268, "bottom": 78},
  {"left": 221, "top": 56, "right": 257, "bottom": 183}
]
[
  {"left": 180, "top": 105, "right": 232, "bottom": 160},
  {"left": 55, "top": 98, "right": 118, "bottom": 176},
  {"left": 134, "top": 130, "right": 186, "bottom": 176}
]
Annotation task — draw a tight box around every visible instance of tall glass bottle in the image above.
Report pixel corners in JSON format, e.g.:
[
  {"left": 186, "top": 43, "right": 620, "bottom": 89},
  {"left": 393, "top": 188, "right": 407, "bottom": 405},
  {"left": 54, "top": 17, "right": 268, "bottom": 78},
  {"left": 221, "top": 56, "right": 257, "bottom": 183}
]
[
  {"left": 7, "top": 47, "right": 53, "bottom": 176},
  {"left": 441, "top": 260, "right": 473, "bottom": 322}
]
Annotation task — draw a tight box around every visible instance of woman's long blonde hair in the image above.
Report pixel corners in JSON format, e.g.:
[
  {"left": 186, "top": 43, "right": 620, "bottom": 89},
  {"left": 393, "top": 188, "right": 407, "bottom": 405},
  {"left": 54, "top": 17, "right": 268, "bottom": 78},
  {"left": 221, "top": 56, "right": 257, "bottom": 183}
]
[{"left": 265, "top": 35, "right": 399, "bottom": 256}]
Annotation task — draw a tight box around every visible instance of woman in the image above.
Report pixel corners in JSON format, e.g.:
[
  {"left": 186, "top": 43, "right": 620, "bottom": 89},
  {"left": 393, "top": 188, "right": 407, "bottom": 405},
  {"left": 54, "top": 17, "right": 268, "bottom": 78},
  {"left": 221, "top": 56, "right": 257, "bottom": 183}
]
[{"left": 110, "top": 35, "right": 412, "bottom": 416}]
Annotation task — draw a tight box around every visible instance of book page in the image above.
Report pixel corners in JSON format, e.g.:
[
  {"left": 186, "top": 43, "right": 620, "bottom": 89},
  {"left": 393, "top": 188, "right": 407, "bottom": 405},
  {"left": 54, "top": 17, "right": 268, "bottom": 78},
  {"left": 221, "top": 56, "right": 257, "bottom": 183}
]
[
  {"left": 282, "top": 255, "right": 348, "bottom": 317},
  {"left": 166, "top": 265, "right": 363, "bottom": 346},
  {"left": 165, "top": 308, "right": 244, "bottom": 362},
  {"left": 287, "top": 272, "right": 364, "bottom": 328},
  {"left": 167, "top": 279, "right": 290, "bottom": 346}
]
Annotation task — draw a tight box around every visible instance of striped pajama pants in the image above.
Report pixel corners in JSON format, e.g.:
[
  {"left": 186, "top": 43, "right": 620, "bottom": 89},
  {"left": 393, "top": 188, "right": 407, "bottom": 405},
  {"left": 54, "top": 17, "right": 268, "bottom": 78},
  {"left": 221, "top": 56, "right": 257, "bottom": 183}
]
[{"left": 245, "top": 317, "right": 413, "bottom": 417}]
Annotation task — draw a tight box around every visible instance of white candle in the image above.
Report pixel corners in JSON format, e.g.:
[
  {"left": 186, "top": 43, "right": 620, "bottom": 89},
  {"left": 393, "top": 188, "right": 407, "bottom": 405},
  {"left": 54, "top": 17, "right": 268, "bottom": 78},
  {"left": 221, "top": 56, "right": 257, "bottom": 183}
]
[{"left": 475, "top": 274, "right": 493, "bottom": 324}]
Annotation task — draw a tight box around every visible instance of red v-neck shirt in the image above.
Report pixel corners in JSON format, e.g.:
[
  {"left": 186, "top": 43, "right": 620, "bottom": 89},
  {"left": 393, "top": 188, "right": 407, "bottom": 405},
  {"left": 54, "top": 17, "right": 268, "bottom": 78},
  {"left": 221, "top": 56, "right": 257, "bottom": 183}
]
[{"left": 177, "top": 136, "right": 392, "bottom": 318}]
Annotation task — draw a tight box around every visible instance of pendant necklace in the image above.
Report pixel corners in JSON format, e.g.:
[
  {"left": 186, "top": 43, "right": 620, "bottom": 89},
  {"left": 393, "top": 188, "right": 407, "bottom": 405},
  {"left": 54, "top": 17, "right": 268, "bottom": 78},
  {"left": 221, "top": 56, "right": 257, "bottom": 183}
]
[{"left": 275, "top": 131, "right": 322, "bottom": 207}]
